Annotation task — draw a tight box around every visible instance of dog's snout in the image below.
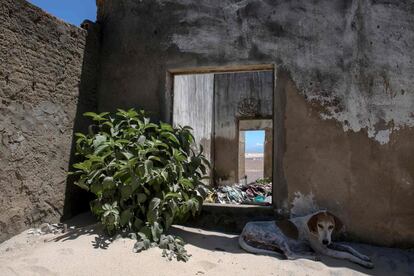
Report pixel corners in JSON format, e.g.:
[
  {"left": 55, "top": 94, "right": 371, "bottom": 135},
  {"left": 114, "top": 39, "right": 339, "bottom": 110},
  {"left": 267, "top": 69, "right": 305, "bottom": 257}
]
[{"left": 322, "top": 239, "right": 329, "bottom": 245}]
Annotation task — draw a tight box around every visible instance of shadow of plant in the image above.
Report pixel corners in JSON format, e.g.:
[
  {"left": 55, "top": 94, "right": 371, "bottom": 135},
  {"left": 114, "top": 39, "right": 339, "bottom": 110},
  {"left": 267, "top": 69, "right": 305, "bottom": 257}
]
[
  {"left": 51, "top": 213, "right": 115, "bottom": 250},
  {"left": 92, "top": 235, "right": 112, "bottom": 249},
  {"left": 52, "top": 223, "right": 114, "bottom": 250}
]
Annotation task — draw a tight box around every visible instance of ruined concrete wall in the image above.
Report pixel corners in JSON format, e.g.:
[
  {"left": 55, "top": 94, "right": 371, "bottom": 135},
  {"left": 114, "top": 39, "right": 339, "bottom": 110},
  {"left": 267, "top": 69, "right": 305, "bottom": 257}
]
[
  {"left": 0, "top": 0, "right": 98, "bottom": 242},
  {"left": 284, "top": 74, "right": 414, "bottom": 247},
  {"left": 97, "top": 0, "right": 414, "bottom": 246}
]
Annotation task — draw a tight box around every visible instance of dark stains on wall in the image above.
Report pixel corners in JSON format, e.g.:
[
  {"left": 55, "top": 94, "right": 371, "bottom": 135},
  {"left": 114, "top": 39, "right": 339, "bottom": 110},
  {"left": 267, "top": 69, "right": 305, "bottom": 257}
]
[
  {"left": 284, "top": 73, "right": 414, "bottom": 247},
  {"left": 95, "top": 0, "right": 414, "bottom": 247},
  {"left": 62, "top": 21, "right": 101, "bottom": 220},
  {"left": 96, "top": 0, "right": 192, "bottom": 120},
  {"left": 214, "top": 71, "right": 273, "bottom": 184}
]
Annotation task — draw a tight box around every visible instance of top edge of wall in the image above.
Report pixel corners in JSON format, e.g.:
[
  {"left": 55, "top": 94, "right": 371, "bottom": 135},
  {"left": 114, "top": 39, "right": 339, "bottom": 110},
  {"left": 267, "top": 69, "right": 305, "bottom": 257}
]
[
  {"left": 169, "top": 64, "right": 276, "bottom": 76},
  {"left": 23, "top": 0, "right": 94, "bottom": 30}
]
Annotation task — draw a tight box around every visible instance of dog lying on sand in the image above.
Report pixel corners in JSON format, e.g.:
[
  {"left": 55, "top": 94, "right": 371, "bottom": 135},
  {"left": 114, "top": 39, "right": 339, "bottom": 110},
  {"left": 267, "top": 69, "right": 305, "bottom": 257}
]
[{"left": 239, "top": 210, "right": 374, "bottom": 268}]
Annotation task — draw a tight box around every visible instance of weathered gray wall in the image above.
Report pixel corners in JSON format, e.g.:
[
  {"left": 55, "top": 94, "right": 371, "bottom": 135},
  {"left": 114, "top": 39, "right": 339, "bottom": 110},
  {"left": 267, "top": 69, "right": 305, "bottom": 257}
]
[
  {"left": 0, "top": 0, "right": 98, "bottom": 242},
  {"left": 214, "top": 71, "right": 273, "bottom": 184},
  {"left": 283, "top": 73, "right": 414, "bottom": 248},
  {"left": 173, "top": 74, "right": 214, "bottom": 164},
  {"left": 97, "top": 0, "right": 414, "bottom": 247}
]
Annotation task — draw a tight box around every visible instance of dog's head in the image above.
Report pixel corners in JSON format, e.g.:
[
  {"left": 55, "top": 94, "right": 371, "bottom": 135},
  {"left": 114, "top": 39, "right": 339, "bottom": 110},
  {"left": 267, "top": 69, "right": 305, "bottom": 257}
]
[{"left": 307, "top": 211, "right": 343, "bottom": 246}]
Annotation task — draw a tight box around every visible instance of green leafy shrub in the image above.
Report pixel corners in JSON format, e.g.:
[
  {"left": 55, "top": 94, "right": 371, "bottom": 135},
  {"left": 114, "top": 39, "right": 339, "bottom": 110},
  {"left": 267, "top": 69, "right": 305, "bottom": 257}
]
[
  {"left": 71, "top": 109, "right": 210, "bottom": 261},
  {"left": 255, "top": 177, "right": 271, "bottom": 185}
]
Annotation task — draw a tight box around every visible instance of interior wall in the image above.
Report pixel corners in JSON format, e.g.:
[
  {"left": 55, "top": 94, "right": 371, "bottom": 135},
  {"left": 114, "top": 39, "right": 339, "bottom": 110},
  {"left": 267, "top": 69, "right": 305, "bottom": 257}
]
[
  {"left": 238, "top": 131, "right": 246, "bottom": 181},
  {"left": 97, "top": 0, "right": 414, "bottom": 247},
  {"left": 173, "top": 74, "right": 214, "bottom": 164},
  {"left": 264, "top": 128, "right": 272, "bottom": 180},
  {"left": 238, "top": 119, "right": 273, "bottom": 181},
  {"left": 214, "top": 71, "right": 273, "bottom": 185}
]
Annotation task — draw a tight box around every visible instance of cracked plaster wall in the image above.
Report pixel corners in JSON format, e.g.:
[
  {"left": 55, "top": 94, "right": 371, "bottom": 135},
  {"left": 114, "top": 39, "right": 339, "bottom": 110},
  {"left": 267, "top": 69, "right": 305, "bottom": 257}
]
[
  {"left": 97, "top": 0, "right": 414, "bottom": 246},
  {"left": 0, "top": 0, "right": 98, "bottom": 242},
  {"left": 98, "top": 0, "right": 414, "bottom": 144}
]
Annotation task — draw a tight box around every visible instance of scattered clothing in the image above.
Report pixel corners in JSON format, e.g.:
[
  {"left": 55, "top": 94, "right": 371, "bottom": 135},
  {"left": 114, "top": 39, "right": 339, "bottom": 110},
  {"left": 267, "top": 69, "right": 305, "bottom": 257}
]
[{"left": 206, "top": 182, "right": 272, "bottom": 205}]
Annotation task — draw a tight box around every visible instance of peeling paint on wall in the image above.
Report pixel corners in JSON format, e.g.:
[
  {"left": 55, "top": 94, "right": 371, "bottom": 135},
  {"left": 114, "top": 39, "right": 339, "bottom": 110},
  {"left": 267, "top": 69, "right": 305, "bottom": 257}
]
[
  {"left": 290, "top": 192, "right": 320, "bottom": 218},
  {"left": 165, "top": 0, "right": 414, "bottom": 144},
  {"left": 97, "top": 0, "right": 414, "bottom": 246}
]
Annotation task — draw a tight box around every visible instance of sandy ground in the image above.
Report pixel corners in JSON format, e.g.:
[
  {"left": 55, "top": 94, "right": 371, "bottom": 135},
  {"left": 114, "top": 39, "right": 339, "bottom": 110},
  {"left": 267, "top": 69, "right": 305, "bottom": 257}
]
[{"left": 0, "top": 213, "right": 413, "bottom": 276}]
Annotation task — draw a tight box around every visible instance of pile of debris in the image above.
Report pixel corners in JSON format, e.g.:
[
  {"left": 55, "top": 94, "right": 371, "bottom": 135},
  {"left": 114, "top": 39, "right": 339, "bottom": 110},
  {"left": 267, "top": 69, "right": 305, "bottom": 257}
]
[
  {"left": 206, "top": 181, "right": 272, "bottom": 205},
  {"left": 27, "top": 223, "right": 68, "bottom": 236}
]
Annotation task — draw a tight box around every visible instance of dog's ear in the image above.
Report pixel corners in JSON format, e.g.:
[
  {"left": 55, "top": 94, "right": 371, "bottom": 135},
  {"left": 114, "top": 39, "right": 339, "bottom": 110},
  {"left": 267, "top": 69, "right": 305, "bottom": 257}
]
[
  {"left": 307, "top": 213, "right": 319, "bottom": 234},
  {"left": 327, "top": 212, "right": 344, "bottom": 234}
]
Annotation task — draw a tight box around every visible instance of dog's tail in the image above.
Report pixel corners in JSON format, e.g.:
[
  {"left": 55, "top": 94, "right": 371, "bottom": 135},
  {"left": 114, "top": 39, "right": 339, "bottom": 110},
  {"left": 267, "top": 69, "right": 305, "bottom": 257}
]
[{"left": 238, "top": 234, "right": 284, "bottom": 258}]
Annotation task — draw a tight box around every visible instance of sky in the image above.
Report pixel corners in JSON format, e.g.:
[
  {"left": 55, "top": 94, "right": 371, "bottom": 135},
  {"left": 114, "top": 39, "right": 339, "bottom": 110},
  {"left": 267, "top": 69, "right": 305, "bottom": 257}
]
[
  {"left": 29, "top": 0, "right": 97, "bottom": 26},
  {"left": 245, "top": 130, "right": 264, "bottom": 153}
]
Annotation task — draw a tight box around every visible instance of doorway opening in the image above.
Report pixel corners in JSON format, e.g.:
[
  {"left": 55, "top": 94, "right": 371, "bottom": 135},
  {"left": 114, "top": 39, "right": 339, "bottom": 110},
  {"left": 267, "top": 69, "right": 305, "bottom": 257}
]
[
  {"left": 169, "top": 65, "right": 274, "bottom": 206},
  {"left": 241, "top": 130, "right": 265, "bottom": 184}
]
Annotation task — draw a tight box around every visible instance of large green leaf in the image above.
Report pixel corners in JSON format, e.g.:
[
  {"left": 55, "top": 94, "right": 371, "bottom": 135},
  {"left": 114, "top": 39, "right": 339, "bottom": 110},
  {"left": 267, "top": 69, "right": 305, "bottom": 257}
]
[
  {"left": 147, "top": 198, "right": 161, "bottom": 224},
  {"left": 160, "top": 122, "right": 173, "bottom": 132},
  {"left": 74, "top": 177, "right": 89, "bottom": 191},
  {"left": 75, "top": 132, "right": 87, "bottom": 139},
  {"left": 73, "top": 160, "right": 92, "bottom": 172},
  {"left": 137, "top": 135, "right": 146, "bottom": 144},
  {"left": 161, "top": 132, "right": 180, "bottom": 145},
  {"left": 93, "top": 134, "right": 107, "bottom": 148},
  {"left": 134, "top": 218, "right": 144, "bottom": 230},
  {"left": 164, "top": 211, "right": 174, "bottom": 230},
  {"left": 144, "top": 160, "right": 153, "bottom": 175},
  {"left": 90, "top": 182, "right": 103, "bottom": 198},
  {"left": 120, "top": 209, "right": 132, "bottom": 226},
  {"left": 172, "top": 148, "right": 186, "bottom": 162},
  {"left": 102, "top": 176, "right": 115, "bottom": 190},
  {"left": 84, "top": 112, "right": 109, "bottom": 122},
  {"left": 151, "top": 222, "right": 163, "bottom": 242},
  {"left": 139, "top": 226, "right": 152, "bottom": 240},
  {"left": 179, "top": 178, "right": 193, "bottom": 189},
  {"left": 121, "top": 185, "right": 132, "bottom": 200},
  {"left": 165, "top": 193, "right": 181, "bottom": 200},
  {"left": 137, "top": 193, "right": 147, "bottom": 203}
]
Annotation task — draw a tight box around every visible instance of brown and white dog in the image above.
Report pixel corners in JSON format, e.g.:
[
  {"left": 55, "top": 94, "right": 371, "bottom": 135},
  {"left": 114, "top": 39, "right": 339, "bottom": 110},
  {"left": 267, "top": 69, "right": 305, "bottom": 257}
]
[{"left": 239, "top": 210, "right": 374, "bottom": 268}]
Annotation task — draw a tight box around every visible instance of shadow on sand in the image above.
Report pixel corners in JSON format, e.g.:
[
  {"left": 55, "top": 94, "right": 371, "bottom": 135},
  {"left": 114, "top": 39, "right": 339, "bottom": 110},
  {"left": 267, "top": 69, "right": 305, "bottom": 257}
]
[
  {"left": 52, "top": 212, "right": 113, "bottom": 250},
  {"left": 169, "top": 225, "right": 414, "bottom": 276},
  {"left": 53, "top": 212, "right": 414, "bottom": 276}
]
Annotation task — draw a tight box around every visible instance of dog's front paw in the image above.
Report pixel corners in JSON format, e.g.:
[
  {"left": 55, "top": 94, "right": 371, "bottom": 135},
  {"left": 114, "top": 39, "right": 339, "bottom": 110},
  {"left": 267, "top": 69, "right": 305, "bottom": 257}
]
[
  {"left": 362, "top": 261, "right": 374, "bottom": 269},
  {"left": 313, "top": 255, "right": 321, "bottom": 262},
  {"left": 359, "top": 254, "right": 371, "bottom": 262}
]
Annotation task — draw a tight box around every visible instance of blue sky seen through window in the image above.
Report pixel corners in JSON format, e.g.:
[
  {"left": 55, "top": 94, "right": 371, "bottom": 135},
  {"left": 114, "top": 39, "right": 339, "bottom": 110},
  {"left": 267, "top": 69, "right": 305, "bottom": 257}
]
[
  {"left": 29, "top": 0, "right": 97, "bottom": 26},
  {"left": 245, "top": 130, "right": 264, "bottom": 153}
]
